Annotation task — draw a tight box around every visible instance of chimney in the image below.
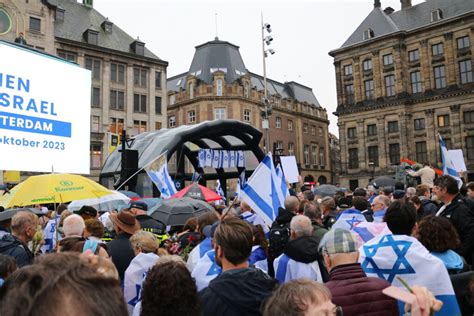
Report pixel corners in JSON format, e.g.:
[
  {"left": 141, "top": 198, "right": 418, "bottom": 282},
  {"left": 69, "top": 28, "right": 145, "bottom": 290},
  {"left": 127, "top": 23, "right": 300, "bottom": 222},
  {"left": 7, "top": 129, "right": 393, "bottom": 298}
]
[
  {"left": 384, "top": 7, "right": 395, "bottom": 14},
  {"left": 374, "top": 0, "right": 381, "bottom": 8},
  {"left": 401, "top": 0, "right": 412, "bottom": 9}
]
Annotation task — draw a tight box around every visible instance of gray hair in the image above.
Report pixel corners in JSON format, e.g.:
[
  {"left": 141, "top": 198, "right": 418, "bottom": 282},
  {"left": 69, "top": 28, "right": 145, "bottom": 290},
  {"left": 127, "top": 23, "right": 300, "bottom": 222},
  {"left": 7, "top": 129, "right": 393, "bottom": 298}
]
[
  {"left": 375, "top": 195, "right": 390, "bottom": 208},
  {"left": 11, "top": 211, "right": 38, "bottom": 235},
  {"left": 284, "top": 196, "right": 299, "bottom": 213},
  {"left": 130, "top": 231, "right": 158, "bottom": 254},
  {"left": 290, "top": 215, "right": 313, "bottom": 238},
  {"left": 63, "top": 214, "right": 85, "bottom": 237},
  {"left": 406, "top": 187, "right": 416, "bottom": 198}
]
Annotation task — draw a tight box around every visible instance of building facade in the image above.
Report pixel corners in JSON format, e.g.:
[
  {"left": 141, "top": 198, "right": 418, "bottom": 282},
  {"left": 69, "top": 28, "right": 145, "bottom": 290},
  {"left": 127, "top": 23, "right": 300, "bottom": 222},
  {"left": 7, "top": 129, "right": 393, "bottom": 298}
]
[
  {"left": 167, "top": 38, "right": 331, "bottom": 188},
  {"left": 329, "top": 133, "right": 341, "bottom": 184},
  {"left": 0, "top": 0, "right": 168, "bottom": 178},
  {"left": 330, "top": 0, "right": 474, "bottom": 189}
]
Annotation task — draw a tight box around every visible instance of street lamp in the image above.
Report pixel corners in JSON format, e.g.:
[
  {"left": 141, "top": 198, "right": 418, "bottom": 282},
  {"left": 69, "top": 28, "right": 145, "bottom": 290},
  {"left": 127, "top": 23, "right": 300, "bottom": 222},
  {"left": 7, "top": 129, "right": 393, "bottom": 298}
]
[{"left": 261, "top": 13, "right": 275, "bottom": 153}]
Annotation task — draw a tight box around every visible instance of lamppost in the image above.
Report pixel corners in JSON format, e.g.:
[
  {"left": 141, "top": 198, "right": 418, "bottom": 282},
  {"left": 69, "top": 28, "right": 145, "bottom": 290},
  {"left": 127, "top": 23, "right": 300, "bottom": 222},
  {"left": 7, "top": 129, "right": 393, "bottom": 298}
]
[{"left": 261, "top": 13, "right": 275, "bottom": 153}]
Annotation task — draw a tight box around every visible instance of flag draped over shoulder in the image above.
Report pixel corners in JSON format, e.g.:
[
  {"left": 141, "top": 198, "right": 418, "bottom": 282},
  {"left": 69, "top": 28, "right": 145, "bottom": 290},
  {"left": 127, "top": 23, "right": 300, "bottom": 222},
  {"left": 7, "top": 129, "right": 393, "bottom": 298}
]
[
  {"left": 191, "top": 249, "right": 222, "bottom": 291},
  {"left": 186, "top": 237, "right": 213, "bottom": 272},
  {"left": 332, "top": 209, "right": 367, "bottom": 231},
  {"left": 359, "top": 234, "right": 461, "bottom": 316},
  {"left": 351, "top": 221, "right": 391, "bottom": 248},
  {"left": 144, "top": 153, "right": 177, "bottom": 198},
  {"left": 240, "top": 153, "right": 285, "bottom": 227},
  {"left": 439, "top": 134, "right": 462, "bottom": 187},
  {"left": 273, "top": 254, "right": 323, "bottom": 284}
]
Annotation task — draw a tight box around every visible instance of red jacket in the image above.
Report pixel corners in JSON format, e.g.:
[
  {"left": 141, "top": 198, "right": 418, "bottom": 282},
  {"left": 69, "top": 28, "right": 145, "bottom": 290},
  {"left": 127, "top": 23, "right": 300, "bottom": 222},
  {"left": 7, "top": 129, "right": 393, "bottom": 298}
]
[{"left": 325, "top": 263, "right": 399, "bottom": 316}]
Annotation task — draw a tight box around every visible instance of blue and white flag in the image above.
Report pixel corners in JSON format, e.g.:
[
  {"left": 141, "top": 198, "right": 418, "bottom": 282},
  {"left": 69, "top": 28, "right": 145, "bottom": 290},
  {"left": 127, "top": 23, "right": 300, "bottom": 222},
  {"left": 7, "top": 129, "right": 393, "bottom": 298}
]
[
  {"left": 206, "top": 149, "right": 213, "bottom": 167},
  {"left": 273, "top": 253, "right": 323, "bottom": 284},
  {"left": 439, "top": 134, "right": 462, "bottom": 188},
  {"left": 186, "top": 237, "right": 213, "bottom": 272},
  {"left": 216, "top": 179, "right": 226, "bottom": 202},
  {"left": 241, "top": 153, "right": 285, "bottom": 227},
  {"left": 124, "top": 252, "right": 160, "bottom": 314},
  {"left": 241, "top": 211, "right": 269, "bottom": 234},
  {"left": 191, "top": 249, "right": 222, "bottom": 291},
  {"left": 275, "top": 164, "right": 290, "bottom": 202},
  {"left": 191, "top": 171, "right": 201, "bottom": 183},
  {"left": 198, "top": 149, "right": 207, "bottom": 168},
  {"left": 235, "top": 169, "right": 247, "bottom": 198},
  {"left": 359, "top": 233, "right": 461, "bottom": 316},
  {"left": 249, "top": 245, "right": 268, "bottom": 273},
  {"left": 144, "top": 153, "right": 177, "bottom": 199},
  {"left": 237, "top": 150, "right": 246, "bottom": 167},
  {"left": 332, "top": 209, "right": 367, "bottom": 231},
  {"left": 212, "top": 150, "right": 220, "bottom": 168},
  {"left": 41, "top": 214, "right": 61, "bottom": 253},
  {"left": 229, "top": 151, "right": 237, "bottom": 167},
  {"left": 221, "top": 150, "right": 230, "bottom": 169}
]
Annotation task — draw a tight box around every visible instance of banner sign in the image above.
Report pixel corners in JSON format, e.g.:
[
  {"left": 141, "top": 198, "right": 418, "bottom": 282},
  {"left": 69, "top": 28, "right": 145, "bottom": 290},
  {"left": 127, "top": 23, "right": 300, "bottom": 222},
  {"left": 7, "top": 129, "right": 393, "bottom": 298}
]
[{"left": 0, "top": 41, "right": 91, "bottom": 173}]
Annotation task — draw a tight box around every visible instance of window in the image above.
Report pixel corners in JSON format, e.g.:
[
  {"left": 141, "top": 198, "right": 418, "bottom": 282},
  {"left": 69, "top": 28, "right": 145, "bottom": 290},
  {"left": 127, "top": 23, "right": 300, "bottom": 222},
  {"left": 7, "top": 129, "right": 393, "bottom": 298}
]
[
  {"left": 304, "top": 145, "right": 310, "bottom": 165},
  {"left": 343, "top": 64, "right": 353, "bottom": 76},
  {"left": 244, "top": 82, "right": 250, "bottom": 98},
  {"left": 368, "top": 146, "right": 379, "bottom": 167},
  {"left": 459, "top": 60, "right": 473, "bottom": 84},
  {"left": 133, "top": 94, "right": 147, "bottom": 113},
  {"left": 155, "top": 71, "right": 162, "bottom": 89},
  {"left": 363, "top": 59, "right": 372, "bottom": 71},
  {"left": 216, "top": 79, "right": 223, "bottom": 96},
  {"left": 464, "top": 111, "right": 474, "bottom": 124},
  {"left": 214, "top": 107, "right": 226, "bottom": 120},
  {"left": 367, "top": 124, "right": 377, "bottom": 136},
  {"left": 90, "top": 144, "right": 102, "bottom": 169},
  {"left": 311, "top": 125, "right": 316, "bottom": 136},
  {"left": 389, "top": 143, "right": 400, "bottom": 165},
  {"left": 109, "top": 118, "right": 124, "bottom": 134},
  {"left": 388, "top": 121, "right": 399, "bottom": 133},
  {"left": 243, "top": 109, "right": 251, "bottom": 122},
  {"left": 466, "top": 136, "right": 474, "bottom": 160},
  {"left": 55, "top": 8, "right": 64, "bottom": 21},
  {"left": 410, "top": 71, "right": 423, "bottom": 94},
  {"left": 288, "top": 142, "right": 295, "bottom": 156},
  {"left": 168, "top": 116, "right": 176, "bottom": 128},
  {"left": 133, "top": 120, "right": 147, "bottom": 135},
  {"left": 187, "top": 110, "right": 196, "bottom": 123},
  {"left": 345, "top": 84, "right": 354, "bottom": 104},
  {"left": 318, "top": 127, "right": 323, "bottom": 137},
  {"left": 85, "top": 31, "right": 98, "bottom": 45},
  {"left": 431, "top": 9, "right": 443, "bottom": 22},
  {"left": 57, "top": 50, "right": 77, "bottom": 62},
  {"left": 437, "top": 114, "right": 450, "bottom": 127},
  {"left": 383, "top": 54, "right": 393, "bottom": 66},
  {"left": 347, "top": 127, "right": 357, "bottom": 139},
  {"left": 276, "top": 117, "right": 282, "bottom": 128},
  {"left": 457, "top": 36, "right": 470, "bottom": 50},
  {"left": 155, "top": 97, "right": 162, "bottom": 115},
  {"left": 85, "top": 57, "right": 101, "bottom": 80},
  {"left": 385, "top": 75, "right": 395, "bottom": 97},
  {"left": 431, "top": 43, "right": 444, "bottom": 56},
  {"left": 288, "top": 120, "right": 293, "bottom": 131},
  {"left": 348, "top": 148, "right": 359, "bottom": 169},
  {"left": 363, "top": 29, "right": 374, "bottom": 40},
  {"left": 365, "top": 79, "right": 374, "bottom": 100},
  {"left": 91, "top": 116, "right": 100, "bottom": 133},
  {"left": 29, "top": 17, "right": 41, "bottom": 32},
  {"left": 133, "top": 68, "right": 147, "bottom": 87},
  {"left": 155, "top": 122, "right": 162, "bottom": 130},
  {"left": 276, "top": 141, "right": 284, "bottom": 153},
  {"left": 311, "top": 145, "right": 318, "bottom": 165},
  {"left": 91, "top": 87, "right": 100, "bottom": 108},
  {"left": 111, "top": 63, "right": 125, "bottom": 83},
  {"left": 109, "top": 90, "right": 124, "bottom": 110},
  {"left": 434, "top": 65, "right": 446, "bottom": 89},
  {"left": 408, "top": 49, "right": 420, "bottom": 62},
  {"left": 416, "top": 141, "right": 428, "bottom": 164},
  {"left": 319, "top": 148, "right": 325, "bottom": 167},
  {"left": 303, "top": 124, "right": 308, "bottom": 134},
  {"left": 414, "top": 118, "right": 425, "bottom": 130}
]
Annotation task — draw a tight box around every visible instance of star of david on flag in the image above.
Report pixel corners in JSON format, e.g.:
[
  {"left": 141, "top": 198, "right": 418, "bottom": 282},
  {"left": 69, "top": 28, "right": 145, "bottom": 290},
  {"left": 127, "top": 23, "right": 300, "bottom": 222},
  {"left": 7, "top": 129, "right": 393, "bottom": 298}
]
[
  {"left": 332, "top": 209, "right": 367, "bottom": 231},
  {"left": 144, "top": 153, "right": 177, "bottom": 198},
  {"left": 191, "top": 249, "right": 222, "bottom": 291}
]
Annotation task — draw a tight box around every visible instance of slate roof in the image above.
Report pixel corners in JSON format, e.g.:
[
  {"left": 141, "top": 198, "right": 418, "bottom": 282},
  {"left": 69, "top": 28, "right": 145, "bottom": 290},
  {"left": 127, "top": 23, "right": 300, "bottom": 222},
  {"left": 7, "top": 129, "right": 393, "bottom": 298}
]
[
  {"left": 339, "top": 0, "right": 474, "bottom": 49},
  {"left": 167, "top": 38, "right": 322, "bottom": 107},
  {"left": 46, "top": 0, "right": 163, "bottom": 61}
]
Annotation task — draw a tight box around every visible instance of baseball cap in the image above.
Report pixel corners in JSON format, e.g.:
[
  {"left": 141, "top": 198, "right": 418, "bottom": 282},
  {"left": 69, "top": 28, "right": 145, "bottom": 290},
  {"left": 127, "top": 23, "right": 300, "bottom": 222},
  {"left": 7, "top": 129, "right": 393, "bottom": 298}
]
[
  {"left": 337, "top": 197, "right": 353, "bottom": 209},
  {"left": 129, "top": 201, "right": 148, "bottom": 212},
  {"left": 319, "top": 228, "right": 357, "bottom": 255},
  {"left": 75, "top": 206, "right": 97, "bottom": 217},
  {"left": 202, "top": 221, "right": 220, "bottom": 238}
]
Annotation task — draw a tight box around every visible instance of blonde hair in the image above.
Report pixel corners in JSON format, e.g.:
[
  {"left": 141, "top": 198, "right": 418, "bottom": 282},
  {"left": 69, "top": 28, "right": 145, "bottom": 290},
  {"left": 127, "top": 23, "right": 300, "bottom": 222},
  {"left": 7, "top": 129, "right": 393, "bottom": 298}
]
[{"left": 130, "top": 231, "right": 159, "bottom": 254}]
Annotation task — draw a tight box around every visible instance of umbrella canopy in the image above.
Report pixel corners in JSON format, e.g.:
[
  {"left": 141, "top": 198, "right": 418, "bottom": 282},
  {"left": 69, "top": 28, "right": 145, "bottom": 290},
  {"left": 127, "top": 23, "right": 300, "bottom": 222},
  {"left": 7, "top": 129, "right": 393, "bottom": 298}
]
[
  {"left": 118, "top": 190, "right": 141, "bottom": 201},
  {"left": 0, "top": 208, "right": 43, "bottom": 222},
  {"left": 150, "top": 197, "right": 214, "bottom": 227},
  {"left": 170, "top": 183, "right": 222, "bottom": 202},
  {"left": 67, "top": 190, "right": 130, "bottom": 212},
  {"left": 139, "top": 198, "right": 164, "bottom": 215},
  {"left": 313, "top": 184, "right": 340, "bottom": 198},
  {"left": 0, "top": 174, "right": 112, "bottom": 208},
  {"left": 369, "top": 176, "right": 397, "bottom": 189}
]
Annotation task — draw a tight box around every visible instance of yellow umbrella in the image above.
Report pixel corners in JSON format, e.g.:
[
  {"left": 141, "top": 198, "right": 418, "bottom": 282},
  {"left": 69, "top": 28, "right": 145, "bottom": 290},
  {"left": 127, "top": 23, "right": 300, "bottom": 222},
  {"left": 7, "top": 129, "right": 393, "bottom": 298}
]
[{"left": 0, "top": 174, "right": 113, "bottom": 208}]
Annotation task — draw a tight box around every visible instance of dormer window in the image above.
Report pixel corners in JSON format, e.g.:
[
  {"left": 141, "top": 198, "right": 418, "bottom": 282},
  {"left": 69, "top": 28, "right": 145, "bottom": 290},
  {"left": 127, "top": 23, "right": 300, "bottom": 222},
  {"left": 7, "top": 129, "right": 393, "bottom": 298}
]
[
  {"left": 431, "top": 9, "right": 443, "bottom": 22},
  {"left": 131, "top": 40, "right": 145, "bottom": 56},
  {"left": 55, "top": 7, "right": 65, "bottom": 21},
  {"left": 101, "top": 20, "right": 113, "bottom": 33},
  {"left": 363, "top": 29, "right": 374, "bottom": 40},
  {"left": 83, "top": 29, "right": 99, "bottom": 45}
]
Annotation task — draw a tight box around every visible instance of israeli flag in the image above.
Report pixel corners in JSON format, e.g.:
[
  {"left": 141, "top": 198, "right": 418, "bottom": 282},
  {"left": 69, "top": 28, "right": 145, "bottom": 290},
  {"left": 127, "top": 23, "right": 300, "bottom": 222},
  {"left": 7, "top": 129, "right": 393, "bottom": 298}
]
[
  {"left": 229, "top": 151, "right": 236, "bottom": 168},
  {"left": 237, "top": 150, "right": 246, "bottom": 167},
  {"left": 359, "top": 233, "right": 461, "bottom": 316},
  {"left": 186, "top": 237, "right": 213, "bottom": 272},
  {"left": 332, "top": 209, "right": 367, "bottom": 231},
  {"left": 241, "top": 153, "right": 285, "bottom": 227},
  {"left": 351, "top": 221, "right": 391, "bottom": 248},
  {"left": 212, "top": 150, "right": 220, "bottom": 168},
  {"left": 41, "top": 215, "right": 61, "bottom": 253},
  {"left": 145, "top": 153, "right": 177, "bottom": 199},
  {"left": 216, "top": 179, "right": 226, "bottom": 202},
  {"left": 275, "top": 164, "right": 290, "bottom": 201},
  {"left": 198, "top": 150, "right": 206, "bottom": 168},
  {"left": 191, "top": 249, "right": 222, "bottom": 291},
  {"left": 273, "top": 253, "right": 323, "bottom": 284},
  {"left": 191, "top": 171, "right": 201, "bottom": 183},
  {"left": 439, "top": 134, "right": 462, "bottom": 188},
  {"left": 124, "top": 252, "right": 160, "bottom": 314},
  {"left": 249, "top": 245, "right": 268, "bottom": 273},
  {"left": 221, "top": 151, "right": 230, "bottom": 168},
  {"left": 241, "top": 211, "right": 269, "bottom": 234},
  {"left": 205, "top": 149, "right": 213, "bottom": 168},
  {"left": 235, "top": 169, "right": 247, "bottom": 198}
]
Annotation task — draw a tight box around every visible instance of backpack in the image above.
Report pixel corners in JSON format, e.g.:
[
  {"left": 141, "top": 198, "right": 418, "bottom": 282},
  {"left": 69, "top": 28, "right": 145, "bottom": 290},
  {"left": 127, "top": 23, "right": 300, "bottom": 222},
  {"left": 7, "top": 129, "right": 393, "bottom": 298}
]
[{"left": 268, "top": 221, "right": 290, "bottom": 260}]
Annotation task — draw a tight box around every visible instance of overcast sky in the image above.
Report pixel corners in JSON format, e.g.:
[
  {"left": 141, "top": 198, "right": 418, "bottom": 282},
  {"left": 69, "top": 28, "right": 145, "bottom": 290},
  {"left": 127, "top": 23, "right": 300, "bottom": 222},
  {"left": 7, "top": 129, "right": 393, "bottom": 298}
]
[{"left": 94, "top": 0, "right": 424, "bottom": 136}]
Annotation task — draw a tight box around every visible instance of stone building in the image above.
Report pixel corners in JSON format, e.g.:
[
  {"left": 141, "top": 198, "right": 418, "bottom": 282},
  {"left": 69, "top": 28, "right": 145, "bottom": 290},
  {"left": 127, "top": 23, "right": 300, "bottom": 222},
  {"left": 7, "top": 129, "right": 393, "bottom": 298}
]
[
  {"left": 167, "top": 38, "right": 331, "bottom": 187},
  {"left": 329, "top": 133, "right": 341, "bottom": 184},
  {"left": 329, "top": 0, "right": 474, "bottom": 189},
  {"left": 0, "top": 0, "right": 167, "bottom": 178}
]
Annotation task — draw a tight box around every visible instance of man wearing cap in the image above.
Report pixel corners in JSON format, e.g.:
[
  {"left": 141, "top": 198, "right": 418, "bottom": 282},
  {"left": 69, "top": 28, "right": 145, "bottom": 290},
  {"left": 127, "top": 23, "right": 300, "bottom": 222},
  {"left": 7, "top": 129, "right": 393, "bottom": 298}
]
[
  {"left": 320, "top": 228, "right": 399, "bottom": 316},
  {"left": 129, "top": 201, "right": 167, "bottom": 244},
  {"left": 75, "top": 206, "right": 98, "bottom": 221},
  {"left": 107, "top": 210, "right": 141, "bottom": 282}
]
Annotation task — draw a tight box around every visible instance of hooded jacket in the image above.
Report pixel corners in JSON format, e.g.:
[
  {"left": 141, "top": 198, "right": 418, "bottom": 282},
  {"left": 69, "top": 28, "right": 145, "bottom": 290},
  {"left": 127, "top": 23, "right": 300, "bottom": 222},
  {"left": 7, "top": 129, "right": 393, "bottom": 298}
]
[
  {"left": 199, "top": 266, "right": 277, "bottom": 316},
  {"left": 0, "top": 234, "right": 33, "bottom": 267}
]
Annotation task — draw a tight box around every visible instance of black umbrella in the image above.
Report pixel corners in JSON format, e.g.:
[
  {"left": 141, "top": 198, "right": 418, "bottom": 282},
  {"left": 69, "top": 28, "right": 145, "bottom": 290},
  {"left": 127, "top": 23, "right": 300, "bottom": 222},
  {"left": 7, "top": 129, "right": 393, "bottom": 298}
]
[
  {"left": 369, "top": 176, "right": 397, "bottom": 189},
  {"left": 0, "top": 208, "right": 42, "bottom": 222},
  {"left": 313, "top": 184, "right": 340, "bottom": 197},
  {"left": 150, "top": 197, "right": 214, "bottom": 227}
]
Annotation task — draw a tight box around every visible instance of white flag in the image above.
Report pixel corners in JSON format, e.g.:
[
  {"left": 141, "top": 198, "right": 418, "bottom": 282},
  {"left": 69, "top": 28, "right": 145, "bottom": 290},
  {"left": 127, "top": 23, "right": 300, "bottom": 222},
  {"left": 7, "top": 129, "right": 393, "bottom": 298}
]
[{"left": 144, "top": 153, "right": 177, "bottom": 198}]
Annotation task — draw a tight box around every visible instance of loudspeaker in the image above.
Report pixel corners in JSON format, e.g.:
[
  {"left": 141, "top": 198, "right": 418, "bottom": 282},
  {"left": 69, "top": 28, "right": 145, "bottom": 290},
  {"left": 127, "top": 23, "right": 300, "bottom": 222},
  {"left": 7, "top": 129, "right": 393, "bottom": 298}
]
[{"left": 118, "top": 149, "right": 139, "bottom": 191}]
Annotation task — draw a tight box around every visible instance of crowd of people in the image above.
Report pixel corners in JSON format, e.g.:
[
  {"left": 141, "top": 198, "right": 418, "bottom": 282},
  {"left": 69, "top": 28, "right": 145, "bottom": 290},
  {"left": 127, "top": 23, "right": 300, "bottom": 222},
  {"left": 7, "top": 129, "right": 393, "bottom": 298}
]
[{"left": 0, "top": 174, "right": 473, "bottom": 315}]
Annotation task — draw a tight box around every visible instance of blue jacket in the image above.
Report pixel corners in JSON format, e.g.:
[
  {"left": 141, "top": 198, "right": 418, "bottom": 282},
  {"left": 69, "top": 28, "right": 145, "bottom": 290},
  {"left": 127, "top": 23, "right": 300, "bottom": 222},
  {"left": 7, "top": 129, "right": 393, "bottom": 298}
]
[{"left": 0, "top": 234, "right": 33, "bottom": 267}]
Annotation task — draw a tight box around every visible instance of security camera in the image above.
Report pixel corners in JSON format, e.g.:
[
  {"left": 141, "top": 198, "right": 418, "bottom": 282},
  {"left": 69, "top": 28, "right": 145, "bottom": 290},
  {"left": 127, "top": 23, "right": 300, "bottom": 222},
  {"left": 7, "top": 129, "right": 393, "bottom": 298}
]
[
  {"left": 264, "top": 23, "right": 272, "bottom": 33},
  {"left": 268, "top": 49, "right": 275, "bottom": 55}
]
